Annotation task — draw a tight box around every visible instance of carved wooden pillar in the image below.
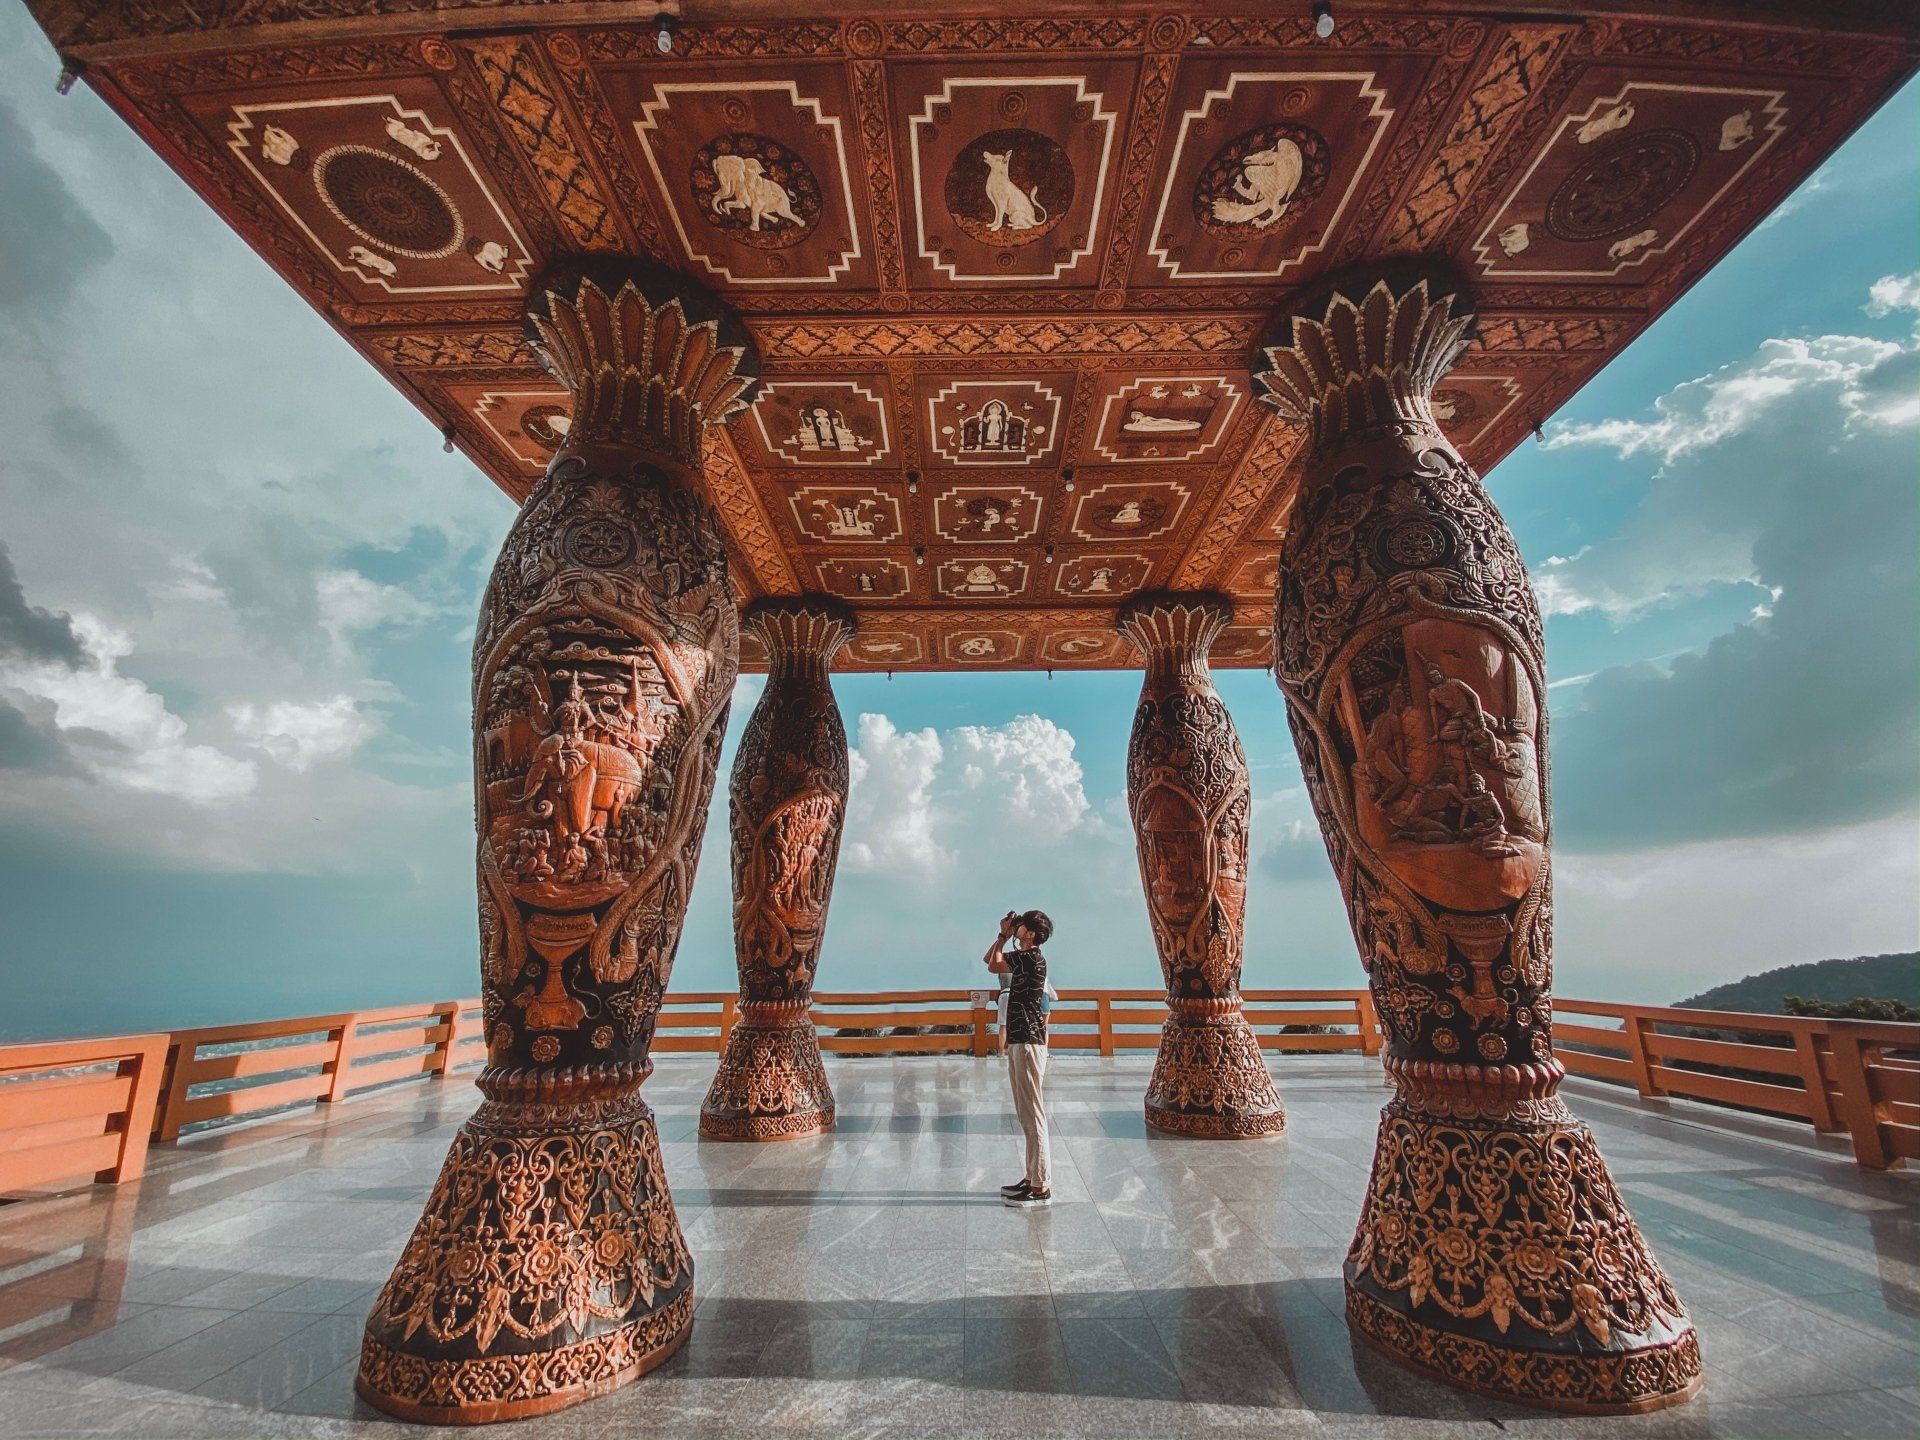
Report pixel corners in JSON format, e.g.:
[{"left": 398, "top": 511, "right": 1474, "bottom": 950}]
[
  {"left": 1255, "top": 268, "right": 1699, "bottom": 1412},
  {"left": 1118, "top": 593, "right": 1286, "bottom": 1139},
  {"left": 700, "top": 597, "right": 853, "bottom": 1141},
  {"left": 356, "top": 260, "right": 756, "bottom": 1425}
]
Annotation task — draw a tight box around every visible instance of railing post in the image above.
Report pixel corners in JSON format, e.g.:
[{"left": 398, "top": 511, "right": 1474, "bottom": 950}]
[
  {"left": 431, "top": 1001, "right": 459, "bottom": 1076},
  {"left": 1623, "top": 1012, "right": 1663, "bottom": 1098},
  {"left": 107, "top": 1037, "right": 167, "bottom": 1183},
  {"left": 1793, "top": 1028, "right": 1841, "bottom": 1132},
  {"left": 154, "top": 1035, "right": 195, "bottom": 1143},
  {"left": 1354, "top": 990, "right": 1382, "bottom": 1057},
  {"left": 1826, "top": 1029, "right": 1892, "bottom": 1169},
  {"left": 1098, "top": 994, "right": 1115, "bottom": 1058},
  {"left": 971, "top": 1000, "right": 991, "bottom": 1059},
  {"left": 324, "top": 1018, "right": 358, "bottom": 1104}
]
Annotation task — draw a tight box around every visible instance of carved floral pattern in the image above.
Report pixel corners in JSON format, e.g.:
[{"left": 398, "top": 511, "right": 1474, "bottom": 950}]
[
  {"left": 1144, "top": 1006, "right": 1288, "bottom": 1138},
  {"left": 1346, "top": 1289, "right": 1702, "bottom": 1414},
  {"left": 362, "top": 1092, "right": 690, "bottom": 1417},
  {"left": 701, "top": 1019, "right": 837, "bottom": 1140},
  {"left": 1352, "top": 1101, "right": 1688, "bottom": 1344}
]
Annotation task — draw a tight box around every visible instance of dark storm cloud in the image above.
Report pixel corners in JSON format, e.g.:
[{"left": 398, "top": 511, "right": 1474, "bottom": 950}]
[
  {"left": 0, "top": 539, "right": 84, "bottom": 664},
  {"left": 1549, "top": 339, "right": 1920, "bottom": 851},
  {"left": 0, "top": 697, "right": 74, "bottom": 774},
  {"left": 0, "top": 97, "right": 115, "bottom": 312}
]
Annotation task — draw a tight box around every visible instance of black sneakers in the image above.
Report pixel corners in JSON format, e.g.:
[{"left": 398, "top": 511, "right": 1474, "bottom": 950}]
[
  {"left": 998, "top": 1178, "right": 1029, "bottom": 1198},
  {"left": 1002, "top": 1185, "right": 1052, "bottom": 1209}
]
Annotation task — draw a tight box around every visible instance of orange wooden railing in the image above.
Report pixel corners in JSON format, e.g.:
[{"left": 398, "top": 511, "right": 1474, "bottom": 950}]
[
  {"left": 152, "top": 999, "right": 485, "bottom": 1142},
  {"left": 1554, "top": 998, "right": 1920, "bottom": 1170},
  {"left": 651, "top": 988, "right": 1383, "bottom": 1060},
  {"left": 4, "top": 989, "right": 1915, "bottom": 1195},
  {"left": 0, "top": 1034, "right": 169, "bottom": 1194}
]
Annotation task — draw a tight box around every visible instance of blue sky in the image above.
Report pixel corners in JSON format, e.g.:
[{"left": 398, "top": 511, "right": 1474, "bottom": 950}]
[{"left": 1, "top": 7, "right": 1915, "bottom": 1039}]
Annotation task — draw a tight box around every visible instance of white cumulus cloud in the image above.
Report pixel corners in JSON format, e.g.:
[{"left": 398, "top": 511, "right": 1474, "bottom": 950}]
[
  {"left": 1865, "top": 268, "right": 1920, "bottom": 321},
  {"left": 1541, "top": 276, "right": 1920, "bottom": 848},
  {"left": 1536, "top": 324, "right": 1918, "bottom": 618},
  {"left": 949, "top": 713, "right": 1090, "bottom": 841},
  {"left": 229, "top": 695, "right": 376, "bottom": 770},
  {"left": 841, "top": 711, "right": 1095, "bottom": 880},
  {"left": 316, "top": 569, "right": 441, "bottom": 656},
  {"left": 0, "top": 612, "right": 255, "bottom": 804},
  {"left": 843, "top": 713, "right": 949, "bottom": 879}
]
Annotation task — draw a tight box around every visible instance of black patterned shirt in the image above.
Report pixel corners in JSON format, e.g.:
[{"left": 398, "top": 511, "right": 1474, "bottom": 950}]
[{"left": 1004, "top": 947, "right": 1048, "bottom": 1046}]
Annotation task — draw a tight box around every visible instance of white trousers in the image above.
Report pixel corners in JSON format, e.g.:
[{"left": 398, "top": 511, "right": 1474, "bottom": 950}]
[{"left": 1006, "top": 1041, "right": 1051, "bottom": 1192}]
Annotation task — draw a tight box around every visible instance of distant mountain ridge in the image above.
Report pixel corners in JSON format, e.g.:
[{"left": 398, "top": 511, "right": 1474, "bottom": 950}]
[{"left": 1678, "top": 952, "right": 1919, "bottom": 1013}]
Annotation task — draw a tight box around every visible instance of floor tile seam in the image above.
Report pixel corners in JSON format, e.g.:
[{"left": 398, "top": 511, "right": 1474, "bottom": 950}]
[
  {"left": 1628, "top": 1182, "right": 1902, "bottom": 1274},
  {"left": 126, "top": 1306, "right": 335, "bottom": 1393},
  {"left": 1694, "top": 1285, "right": 1920, "bottom": 1346},
  {"left": 1696, "top": 1317, "right": 1917, "bottom": 1390}
]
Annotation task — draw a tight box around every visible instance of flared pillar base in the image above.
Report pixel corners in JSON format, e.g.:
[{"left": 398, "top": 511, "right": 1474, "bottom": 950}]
[
  {"left": 1343, "top": 1093, "right": 1701, "bottom": 1413},
  {"left": 357, "top": 1084, "right": 692, "bottom": 1425},
  {"left": 699, "top": 1001, "right": 834, "bottom": 1141},
  {"left": 1143, "top": 999, "right": 1286, "bottom": 1138}
]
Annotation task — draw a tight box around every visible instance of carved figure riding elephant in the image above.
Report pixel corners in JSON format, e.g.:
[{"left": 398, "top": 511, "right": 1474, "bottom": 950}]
[{"left": 520, "top": 732, "right": 644, "bottom": 838}]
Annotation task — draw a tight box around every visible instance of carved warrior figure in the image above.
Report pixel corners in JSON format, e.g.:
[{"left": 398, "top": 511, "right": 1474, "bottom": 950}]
[
  {"left": 357, "top": 261, "right": 757, "bottom": 1425},
  {"left": 1255, "top": 268, "right": 1699, "bottom": 1412},
  {"left": 701, "top": 599, "right": 854, "bottom": 1141},
  {"left": 1118, "top": 595, "right": 1285, "bottom": 1139}
]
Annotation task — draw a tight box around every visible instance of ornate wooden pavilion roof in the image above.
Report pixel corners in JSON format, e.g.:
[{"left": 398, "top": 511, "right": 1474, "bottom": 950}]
[{"left": 28, "top": 2, "right": 1919, "bottom": 671}]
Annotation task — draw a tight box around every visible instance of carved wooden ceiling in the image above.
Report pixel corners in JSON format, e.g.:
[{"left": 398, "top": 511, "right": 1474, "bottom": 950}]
[{"left": 29, "top": 2, "right": 1918, "bottom": 671}]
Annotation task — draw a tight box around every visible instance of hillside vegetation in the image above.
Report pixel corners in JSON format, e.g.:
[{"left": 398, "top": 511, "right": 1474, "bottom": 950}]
[{"left": 1678, "top": 952, "right": 1919, "bottom": 1013}]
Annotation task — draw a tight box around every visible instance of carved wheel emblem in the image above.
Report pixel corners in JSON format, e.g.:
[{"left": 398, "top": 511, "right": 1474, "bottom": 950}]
[
  {"left": 1192, "top": 123, "right": 1332, "bottom": 236},
  {"left": 944, "top": 128, "right": 1075, "bottom": 249},
  {"left": 565, "top": 518, "right": 636, "bottom": 569},
  {"left": 1375, "top": 515, "right": 1461, "bottom": 573},
  {"left": 1545, "top": 130, "right": 1699, "bottom": 242},
  {"left": 313, "top": 145, "right": 464, "bottom": 259},
  {"left": 690, "top": 133, "right": 822, "bottom": 250}
]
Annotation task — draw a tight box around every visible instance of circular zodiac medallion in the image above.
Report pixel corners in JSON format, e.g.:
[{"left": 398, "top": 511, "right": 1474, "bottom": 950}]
[
  {"left": 1374, "top": 515, "right": 1461, "bottom": 573},
  {"left": 1545, "top": 129, "right": 1699, "bottom": 242},
  {"left": 565, "top": 517, "right": 636, "bottom": 570},
  {"left": 690, "top": 133, "right": 822, "bottom": 250},
  {"left": 944, "top": 128, "right": 1074, "bottom": 248},
  {"left": 520, "top": 405, "right": 572, "bottom": 452},
  {"left": 1193, "top": 123, "right": 1331, "bottom": 237},
  {"left": 313, "top": 145, "right": 463, "bottom": 258}
]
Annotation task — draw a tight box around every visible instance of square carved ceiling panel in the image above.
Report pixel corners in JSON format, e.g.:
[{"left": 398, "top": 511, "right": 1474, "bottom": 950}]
[{"left": 32, "top": 1, "right": 1916, "bottom": 670}]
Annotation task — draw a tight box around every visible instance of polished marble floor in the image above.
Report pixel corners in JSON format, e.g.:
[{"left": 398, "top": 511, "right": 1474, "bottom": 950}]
[{"left": 0, "top": 1054, "right": 1914, "bottom": 1439}]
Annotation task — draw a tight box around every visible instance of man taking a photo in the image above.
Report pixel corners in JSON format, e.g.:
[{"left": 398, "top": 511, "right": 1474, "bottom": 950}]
[{"left": 983, "top": 908, "right": 1053, "bottom": 1208}]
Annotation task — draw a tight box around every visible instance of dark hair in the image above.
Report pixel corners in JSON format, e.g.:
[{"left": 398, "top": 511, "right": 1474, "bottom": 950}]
[{"left": 1021, "top": 909, "right": 1054, "bottom": 944}]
